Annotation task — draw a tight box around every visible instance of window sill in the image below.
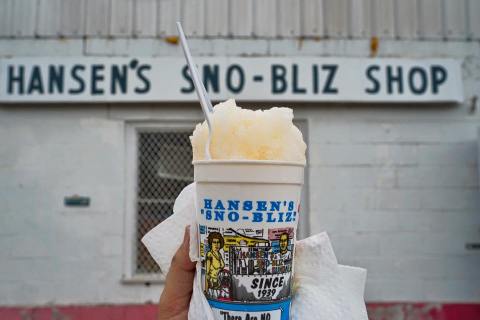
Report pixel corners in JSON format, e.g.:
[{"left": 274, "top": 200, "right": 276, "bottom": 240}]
[{"left": 121, "top": 274, "right": 166, "bottom": 285}]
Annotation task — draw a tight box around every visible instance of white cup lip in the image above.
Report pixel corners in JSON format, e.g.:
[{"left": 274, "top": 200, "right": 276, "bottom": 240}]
[{"left": 192, "top": 159, "right": 306, "bottom": 167}]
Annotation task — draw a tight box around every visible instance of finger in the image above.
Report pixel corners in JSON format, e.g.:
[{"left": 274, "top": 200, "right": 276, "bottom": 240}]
[{"left": 158, "top": 226, "right": 196, "bottom": 318}]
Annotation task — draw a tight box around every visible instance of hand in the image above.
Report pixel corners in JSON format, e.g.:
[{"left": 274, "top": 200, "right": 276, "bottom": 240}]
[{"left": 158, "top": 226, "right": 196, "bottom": 320}]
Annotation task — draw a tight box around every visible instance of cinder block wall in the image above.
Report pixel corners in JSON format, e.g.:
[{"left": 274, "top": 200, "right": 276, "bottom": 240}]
[
  {"left": 0, "top": 38, "right": 479, "bottom": 305},
  {"left": 302, "top": 107, "right": 480, "bottom": 301}
]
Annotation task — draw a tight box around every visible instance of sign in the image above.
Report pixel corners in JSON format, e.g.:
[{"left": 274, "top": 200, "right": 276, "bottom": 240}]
[{"left": 0, "top": 57, "right": 463, "bottom": 103}]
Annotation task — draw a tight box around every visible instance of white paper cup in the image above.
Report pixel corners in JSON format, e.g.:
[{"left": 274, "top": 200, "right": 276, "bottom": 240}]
[{"left": 194, "top": 160, "right": 305, "bottom": 320}]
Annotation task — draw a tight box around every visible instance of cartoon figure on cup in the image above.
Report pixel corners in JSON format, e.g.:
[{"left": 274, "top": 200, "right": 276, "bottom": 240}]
[
  {"left": 205, "top": 232, "right": 225, "bottom": 298},
  {"left": 279, "top": 233, "right": 292, "bottom": 263}
]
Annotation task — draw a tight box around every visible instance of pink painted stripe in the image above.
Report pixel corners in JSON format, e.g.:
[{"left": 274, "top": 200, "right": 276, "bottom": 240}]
[
  {"left": 367, "top": 303, "right": 480, "bottom": 320},
  {"left": 0, "top": 303, "right": 479, "bottom": 319},
  {"left": 0, "top": 304, "right": 158, "bottom": 320}
]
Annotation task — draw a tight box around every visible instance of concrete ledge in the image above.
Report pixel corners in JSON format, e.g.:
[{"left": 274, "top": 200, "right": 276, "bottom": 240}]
[
  {"left": 0, "top": 39, "right": 83, "bottom": 57},
  {"left": 0, "top": 38, "right": 478, "bottom": 58}
]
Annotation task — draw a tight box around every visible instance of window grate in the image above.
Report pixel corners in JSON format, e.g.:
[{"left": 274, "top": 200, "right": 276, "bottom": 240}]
[{"left": 135, "top": 130, "right": 194, "bottom": 274}]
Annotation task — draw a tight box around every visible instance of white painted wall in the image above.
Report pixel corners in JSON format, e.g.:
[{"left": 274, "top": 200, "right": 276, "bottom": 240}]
[{"left": 0, "top": 38, "right": 479, "bottom": 305}]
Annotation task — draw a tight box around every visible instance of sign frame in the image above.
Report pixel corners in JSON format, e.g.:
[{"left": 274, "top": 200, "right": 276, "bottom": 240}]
[{"left": 0, "top": 57, "right": 464, "bottom": 103}]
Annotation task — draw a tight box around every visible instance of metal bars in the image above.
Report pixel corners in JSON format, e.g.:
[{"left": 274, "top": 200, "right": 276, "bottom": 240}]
[{"left": 135, "top": 130, "right": 194, "bottom": 274}]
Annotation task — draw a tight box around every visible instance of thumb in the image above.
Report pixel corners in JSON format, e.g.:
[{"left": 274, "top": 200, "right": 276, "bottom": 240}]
[{"left": 158, "top": 226, "right": 196, "bottom": 318}]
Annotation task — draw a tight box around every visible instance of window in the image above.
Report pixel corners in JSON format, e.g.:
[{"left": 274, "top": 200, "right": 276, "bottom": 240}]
[
  {"left": 124, "top": 120, "right": 309, "bottom": 280},
  {"left": 124, "top": 123, "right": 194, "bottom": 279}
]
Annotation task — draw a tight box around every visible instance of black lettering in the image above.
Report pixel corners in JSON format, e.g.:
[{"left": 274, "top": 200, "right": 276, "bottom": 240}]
[
  {"left": 271, "top": 65, "right": 287, "bottom": 94},
  {"left": 226, "top": 64, "right": 244, "bottom": 93},
  {"left": 365, "top": 65, "right": 380, "bottom": 94},
  {"left": 431, "top": 65, "right": 447, "bottom": 94},
  {"left": 48, "top": 65, "right": 64, "bottom": 94},
  {"left": 181, "top": 65, "right": 194, "bottom": 93},
  {"left": 69, "top": 65, "right": 85, "bottom": 94},
  {"left": 135, "top": 65, "right": 151, "bottom": 94},
  {"left": 322, "top": 64, "right": 338, "bottom": 94},
  {"left": 258, "top": 278, "right": 264, "bottom": 288},
  {"left": 111, "top": 65, "right": 128, "bottom": 94},
  {"left": 386, "top": 66, "right": 403, "bottom": 94},
  {"left": 203, "top": 64, "right": 220, "bottom": 93},
  {"left": 409, "top": 67, "right": 428, "bottom": 95},
  {"left": 292, "top": 64, "right": 306, "bottom": 94},
  {"left": 251, "top": 278, "right": 259, "bottom": 289},
  {"left": 312, "top": 65, "right": 319, "bottom": 94},
  {"left": 261, "top": 313, "right": 271, "bottom": 320},
  {"left": 264, "top": 277, "right": 272, "bottom": 288},
  {"left": 272, "top": 277, "right": 279, "bottom": 287},
  {"left": 91, "top": 64, "right": 105, "bottom": 95},
  {"left": 278, "top": 276, "right": 284, "bottom": 287},
  {"left": 27, "top": 66, "right": 44, "bottom": 94},
  {"left": 8, "top": 65, "right": 24, "bottom": 94}
]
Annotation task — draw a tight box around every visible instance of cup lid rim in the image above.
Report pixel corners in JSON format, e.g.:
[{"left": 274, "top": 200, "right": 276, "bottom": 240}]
[{"left": 192, "top": 159, "right": 306, "bottom": 166}]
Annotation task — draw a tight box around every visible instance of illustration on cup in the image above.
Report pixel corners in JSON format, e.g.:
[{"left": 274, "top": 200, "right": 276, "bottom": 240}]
[
  {"left": 199, "top": 226, "right": 294, "bottom": 303},
  {"left": 205, "top": 232, "right": 228, "bottom": 298}
]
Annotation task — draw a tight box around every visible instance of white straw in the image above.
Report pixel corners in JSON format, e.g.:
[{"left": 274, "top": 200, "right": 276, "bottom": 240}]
[{"left": 176, "top": 22, "right": 213, "bottom": 160}]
